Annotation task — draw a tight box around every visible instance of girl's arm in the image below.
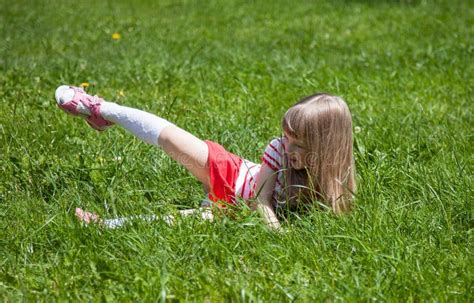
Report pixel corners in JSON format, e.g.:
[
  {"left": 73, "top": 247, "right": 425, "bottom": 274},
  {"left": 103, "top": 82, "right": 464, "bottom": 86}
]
[{"left": 254, "top": 164, "right": 281, "bottom": 230}]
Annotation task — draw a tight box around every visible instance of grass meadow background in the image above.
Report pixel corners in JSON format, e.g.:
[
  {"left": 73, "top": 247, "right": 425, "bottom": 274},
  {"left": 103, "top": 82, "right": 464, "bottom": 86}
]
[{"left": 1, "top": 0, "right": 472, "bottom": 301}]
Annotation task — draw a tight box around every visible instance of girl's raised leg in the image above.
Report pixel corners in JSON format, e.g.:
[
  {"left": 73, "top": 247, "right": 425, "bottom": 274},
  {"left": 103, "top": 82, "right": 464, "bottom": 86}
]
[
  {"left": 55, "top": 85, "right": 211, "bottom": 191},
  {"left": 158, "top": 125, "right": 210, "bottom": 191}
]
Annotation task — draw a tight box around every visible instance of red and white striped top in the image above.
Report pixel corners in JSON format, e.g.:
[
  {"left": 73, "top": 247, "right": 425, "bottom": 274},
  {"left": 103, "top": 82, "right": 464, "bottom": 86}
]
[{"left": 234, "top": 138, "right": 285, "bottom": 202}]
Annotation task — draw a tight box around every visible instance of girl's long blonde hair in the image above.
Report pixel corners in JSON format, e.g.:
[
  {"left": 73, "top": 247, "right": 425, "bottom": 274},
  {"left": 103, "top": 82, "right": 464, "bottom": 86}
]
[{"left": 281, "top": 93, "right": 356, "bottom": 214}]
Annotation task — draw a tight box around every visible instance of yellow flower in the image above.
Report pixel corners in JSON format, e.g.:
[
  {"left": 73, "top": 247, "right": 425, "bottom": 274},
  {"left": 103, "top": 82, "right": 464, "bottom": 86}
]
[
  {"left": 80, "top": 82, "right": 90, "bottom": 88},
  {"left": 119, "top": 90, "right": 125, "bottom": 97},
  {"left": 112, "top": 32, "right": 121, "bottom": 40}
]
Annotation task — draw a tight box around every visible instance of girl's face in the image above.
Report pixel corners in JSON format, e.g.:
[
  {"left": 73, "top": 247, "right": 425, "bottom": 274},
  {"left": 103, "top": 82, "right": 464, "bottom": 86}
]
[{"left": 283, "top": 132, "right": 308, "bottom": 170}]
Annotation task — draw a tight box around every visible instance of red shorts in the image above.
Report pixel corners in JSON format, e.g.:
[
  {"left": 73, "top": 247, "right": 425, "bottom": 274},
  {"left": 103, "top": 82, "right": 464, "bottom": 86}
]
[{"left": 205, "top": 140, "right": 243, "bottom": 205}]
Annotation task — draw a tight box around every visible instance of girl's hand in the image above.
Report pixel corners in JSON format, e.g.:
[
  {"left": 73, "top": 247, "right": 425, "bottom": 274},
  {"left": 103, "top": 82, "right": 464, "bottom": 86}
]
[
  {"left": 254, "top": 162, "right": 280, "bottom": 230},
  {"left": 256, "top": 200, "right": 281, "bottom": 230}
]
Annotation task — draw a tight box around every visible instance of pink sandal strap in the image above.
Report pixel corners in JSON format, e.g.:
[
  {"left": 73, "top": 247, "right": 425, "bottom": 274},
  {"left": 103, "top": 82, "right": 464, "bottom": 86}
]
[{"left": 58, "top": 86, "right": 114, "bottom": 131}]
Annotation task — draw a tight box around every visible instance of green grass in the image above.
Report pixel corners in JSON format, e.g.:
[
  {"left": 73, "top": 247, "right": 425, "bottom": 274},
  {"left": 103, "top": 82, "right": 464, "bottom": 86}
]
[{"left": 1, "top": 0, "right": 472, "bottom": 301}]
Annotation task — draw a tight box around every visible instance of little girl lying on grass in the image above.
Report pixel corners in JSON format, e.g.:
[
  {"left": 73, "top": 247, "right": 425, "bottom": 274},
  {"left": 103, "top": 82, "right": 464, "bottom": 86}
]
[{"left": 55, "top": 86, "right": 356, "bottom": 229}]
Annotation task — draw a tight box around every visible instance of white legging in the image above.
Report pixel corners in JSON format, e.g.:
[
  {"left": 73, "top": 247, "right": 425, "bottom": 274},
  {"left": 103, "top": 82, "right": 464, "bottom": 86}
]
[{"left": 103, "top": 208, "right": 214, "bottom": 229}]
